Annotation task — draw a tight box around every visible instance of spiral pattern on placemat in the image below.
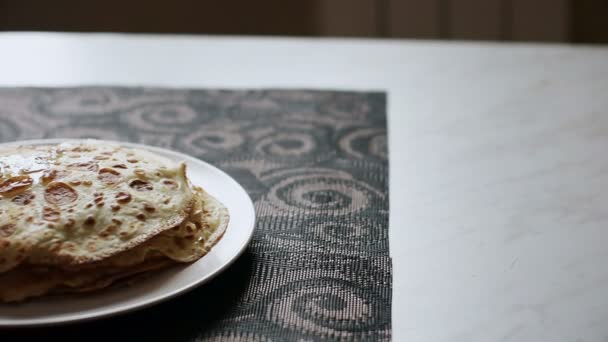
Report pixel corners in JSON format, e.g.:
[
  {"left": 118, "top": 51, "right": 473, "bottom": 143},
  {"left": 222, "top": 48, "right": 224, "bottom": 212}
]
[
  {"left": 255, "top": 132, "right": 315, "bottom": 157},
  {"left": 264, "top": 170, "right": 383, "bottom": 216},
  {"left": 246, "top": 120, "right": 337, "bottom": 164},
  {"left": 180, "top": 123, "right": 245, "bottom": 156},
  {"left": 306, "top": 217, "right": 389, "bottom": 254},
  {"left": 227, "top": 97, "right": 282, "bottom": 121},
  {"left": 319, "top": 93, "right": 371, "bottom": 122},
  {"left": 264, "top": 278, "right": 380, "bottom": 338},
  {"left": 250, "top": 217, "right": 390, "bottom": 257},
  {"left": 124, "top": 103, "right": 201, "bottom": 133},
  {"left": 37, "top": 88, "right": 123, "bottom": 116},
  {"left": 339, "top": 127, "right": 387, "bottom": 160}
]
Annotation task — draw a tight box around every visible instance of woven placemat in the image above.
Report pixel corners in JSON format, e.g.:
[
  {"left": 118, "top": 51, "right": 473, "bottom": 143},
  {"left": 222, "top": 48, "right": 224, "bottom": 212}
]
[{"left": 0, "top": 88, "right": 390, "bottom": 341}]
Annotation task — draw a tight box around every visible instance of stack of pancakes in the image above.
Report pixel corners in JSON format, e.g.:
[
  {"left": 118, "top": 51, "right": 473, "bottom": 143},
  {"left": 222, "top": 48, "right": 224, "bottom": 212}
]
[{"left": 0, "top": 142, "right": 228, "bottom": 302}]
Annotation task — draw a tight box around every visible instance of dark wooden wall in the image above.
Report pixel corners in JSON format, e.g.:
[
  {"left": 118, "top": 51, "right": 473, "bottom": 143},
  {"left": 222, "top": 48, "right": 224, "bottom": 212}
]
[
  {"left": 0, "top": 0, "right": 606, "bottom": 43},
  {"left": 572, "top": 0, "right": 608, "bottom": 43}
]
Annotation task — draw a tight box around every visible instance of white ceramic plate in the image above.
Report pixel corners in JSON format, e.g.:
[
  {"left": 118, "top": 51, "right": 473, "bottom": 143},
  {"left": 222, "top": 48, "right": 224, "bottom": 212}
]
[{"left": 0, "top": 139, "right": 256, "bottom": 327}]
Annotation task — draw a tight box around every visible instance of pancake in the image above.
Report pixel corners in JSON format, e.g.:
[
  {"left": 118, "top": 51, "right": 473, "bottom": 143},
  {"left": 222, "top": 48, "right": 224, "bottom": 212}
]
[
  {"left": 0, "top": 141, "right": 230, "bottom": 303},
  {"left": 0, "top": 258, "right": 173, "bottom": 303},
  {"left": 0, "top": 189, "right": 229, "bottom": 302},
  {"left": 0, "top": 141, "right": 195, "bottom": 272},
  {"left": 64, "top": 187, "right": 229, "bottom": 269}
]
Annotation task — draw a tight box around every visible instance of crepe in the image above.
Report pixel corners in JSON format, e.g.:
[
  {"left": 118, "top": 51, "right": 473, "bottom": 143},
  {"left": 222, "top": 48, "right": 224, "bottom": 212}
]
[{"left": 0, "top": 141, "right": 229, "bottom": 302}]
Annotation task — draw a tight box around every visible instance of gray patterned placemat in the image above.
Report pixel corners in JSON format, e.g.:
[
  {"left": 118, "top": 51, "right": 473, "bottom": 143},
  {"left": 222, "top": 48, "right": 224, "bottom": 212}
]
[{"left": 0, "top": 88, "right": 390, "bottom": 341}]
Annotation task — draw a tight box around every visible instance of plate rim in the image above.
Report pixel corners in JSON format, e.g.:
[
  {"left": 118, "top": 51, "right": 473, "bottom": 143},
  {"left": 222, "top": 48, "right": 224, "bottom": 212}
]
[{"left": 0, "top": 138, "right": 256, "bottom": 327}]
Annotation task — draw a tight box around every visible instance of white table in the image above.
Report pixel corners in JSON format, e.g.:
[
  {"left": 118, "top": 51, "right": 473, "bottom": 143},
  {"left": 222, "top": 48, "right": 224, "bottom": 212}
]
[{"left": 1, "top": 32, "right": 608, "bottom": 341}]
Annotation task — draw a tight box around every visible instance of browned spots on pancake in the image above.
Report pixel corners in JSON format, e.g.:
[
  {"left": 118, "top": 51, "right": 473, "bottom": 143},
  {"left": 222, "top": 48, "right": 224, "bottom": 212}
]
[
  {"left": 99, "top": 225, "right": 117, "bottom": 238},
  {"left": 11, "top": 191, "right": 35, "bottom": 205},
  {"left": 40, "top": 170, "right": 58, "bottom": 184},
  {"left": 136, "top": 213, "right": 146, "bottom": 221},
  {"left": 70, "top": 146, "right": 94, "bottom": 153},
  {"left": 111, "top": 204, "right": 121, "bottom": 212},
  {"left": 84, "top": 216, "right": 95, "bottom": 226},
  {"left": 0, "top": 175, "right": 33, "bottom": 197},
  {"left": 67, "top": 161, "right": 99, "bottom": 172},
  {"left": 162, "top": 179, "right": 178, "bottom": 189},
  {"left": 86, "top": 242, "right": 97, "bottom": 251},
  {"left": 44, "top": 182, "right": 78, "bottom": 205},
  {"left": 94, "top": 192, "right": 104, "bottom": 203},
  {"left": 0, "top": 224, "right": 16, "bottom": 237},
  {"left": 186, "top": 225, "right": 195, "bottom": 234},
  {"left": 127, "top": 158, "right": 139, "bottom": 163},
  {"left": 43, "top": 207, "right": 61, "bottom": 222},
  {"left": 112, "top": 218, "right": 123, "bottom": 226},
  {"left": 0, "top": 240, "right": 10, "bottom": 248},
  {"left": 115, "top": 191, "right": 132, "bottom": 204},
  {"left": 134, "top": 169, "right": 146, "bottom": 178},
  {"left": 83, "top": 180, "right": 92, "bottom": 186},
  {"left": 98, "top": 168, "right": 121, "bottom": 185},
  {"left": 96, "top": 201, "right": 105, "bottom": 207},
  {"left": 41, "top": 169, "right": 68, "bottom": 185},
  {"left": 85, "top": 203, "right": 93, "bottom": 209},
  {"left": 112, "top": 164, "right": 127, "bottom": 169},
  {"left": 69, "top": 180, "right": 81, "bottom": 186},
  {"left": 65, "top": 218, "right": 75, "bottom": 229},
  {"left": 143, "top": 203, "right": 156, "bottom": 213},
  {"left": 163, "top": 198, "right": 171, "bottom": 204},
  {"left": 94, "top": 155, "right": 110, "bottom": 160},
  {"left": 129, "top": 179, "right": 153, "bottom": 191}
]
